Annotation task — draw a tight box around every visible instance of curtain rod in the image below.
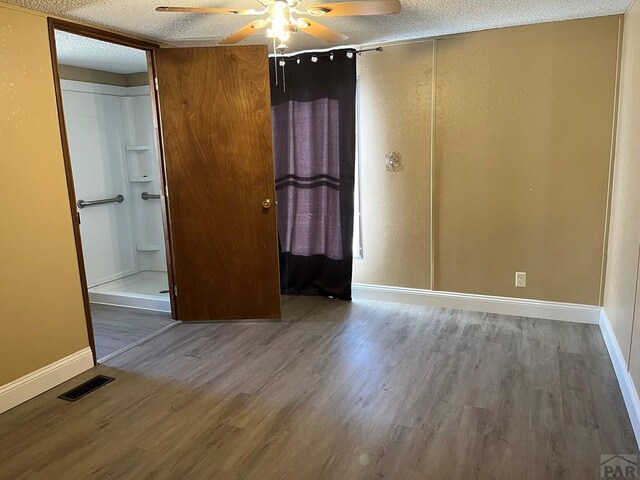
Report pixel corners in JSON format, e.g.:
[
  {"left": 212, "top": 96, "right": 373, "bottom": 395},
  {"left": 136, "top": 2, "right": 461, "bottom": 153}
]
[
  {"left": 270, "top": 46, "right": 381, "bottom": 89},
  {"left": 357, "top": 47, "right": 384, "bottom": 54},
  {"left": 269, "top": 46, "right": 383, "bottom": 59}
]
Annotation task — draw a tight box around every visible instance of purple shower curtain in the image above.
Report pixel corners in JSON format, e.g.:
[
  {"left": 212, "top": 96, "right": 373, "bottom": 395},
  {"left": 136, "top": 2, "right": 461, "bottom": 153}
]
[{"left": 270, "top": 50, "right": 356, "bottom": 300}]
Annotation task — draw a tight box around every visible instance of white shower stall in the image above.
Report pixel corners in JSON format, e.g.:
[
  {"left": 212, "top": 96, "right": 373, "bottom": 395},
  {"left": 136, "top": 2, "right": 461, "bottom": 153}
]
[{"left": 62, "top": 78, "right": 170, "bottom": 312}]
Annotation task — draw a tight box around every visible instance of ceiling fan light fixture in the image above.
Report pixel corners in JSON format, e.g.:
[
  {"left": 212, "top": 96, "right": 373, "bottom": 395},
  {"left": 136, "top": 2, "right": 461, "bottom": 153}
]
[
  {"left": 268, "top": 0, "right": 292, "bottom": 42},
  {"left": 253, "top": 18, "right": 269, "bottom": 28},
  {"left": 267, "top": 28, "right": 290, "bottom": 42},
  {"left": 308, "top": 6, "right": 330, "bottom": 16},
  {"left": 296, "top": 18, "right": 311, "bottom": 28},
  {"left": 158, "top": 0, "right": 401, "bottom": 45}
]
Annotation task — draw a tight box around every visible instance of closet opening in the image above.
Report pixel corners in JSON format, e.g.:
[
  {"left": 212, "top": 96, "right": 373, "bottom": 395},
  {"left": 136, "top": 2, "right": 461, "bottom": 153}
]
[{"left": 49, "top": 20, "right": 178, "bottom": 363}]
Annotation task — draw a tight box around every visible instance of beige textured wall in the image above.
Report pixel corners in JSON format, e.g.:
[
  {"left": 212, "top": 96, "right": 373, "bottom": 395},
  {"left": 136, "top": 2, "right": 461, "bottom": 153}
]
[
  {"left": 434, "top": 16, "right": 621, "bottom": 304},
  {"left": 58, "top": 64, "right": 128, "bottom": 86},
  {"left": 58, "top": 65, "right": 149, "bottom": 87},
  {"left": 0, "top": 4, "right": 90, "bottom": 385},
  {"left": 352, "top": 41, "right": 432, "bottom": 289},
  {"left": 125, "top": 71, "right": 149, "bottom": 87},
  {"left": 605, "top": 0, "right": 640, "bottom": 372}
]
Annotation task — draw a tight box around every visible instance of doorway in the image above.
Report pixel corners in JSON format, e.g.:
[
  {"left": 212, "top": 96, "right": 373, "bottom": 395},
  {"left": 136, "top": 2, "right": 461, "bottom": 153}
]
[
  {"left": 49, "top": 22, "right": 177, "bottom": 363},
  {"left": 50, "top": 19, "right": 283, "bottom": 360}
]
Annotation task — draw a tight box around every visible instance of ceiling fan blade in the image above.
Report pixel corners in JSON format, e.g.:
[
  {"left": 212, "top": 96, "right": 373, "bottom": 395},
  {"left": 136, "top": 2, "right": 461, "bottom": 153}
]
[
  {"left": 297, "top": 19, "right": 348, "bottom": 43},
  {"left": 219, "top": 21, "right": 264, "bottom": 44},
  {"left": 306, "top": 0, "right": 401, "bottom": 17},
  {"left": 156, "top": 6, "right": 263, "bottom": 15}
]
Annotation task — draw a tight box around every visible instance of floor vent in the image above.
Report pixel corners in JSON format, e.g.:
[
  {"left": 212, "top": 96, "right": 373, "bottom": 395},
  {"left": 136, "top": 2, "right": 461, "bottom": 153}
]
[{"left": 58, "top": 375, "right": 115, "bottom": 402}]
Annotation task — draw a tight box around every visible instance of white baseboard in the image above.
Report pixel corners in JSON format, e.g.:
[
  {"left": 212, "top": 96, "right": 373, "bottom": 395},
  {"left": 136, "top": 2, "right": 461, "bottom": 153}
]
[
  {"left": 88, "top": 267, "right": 138, "bottom": 292},
  {"left": 0, "top": 347, "right": 94, "bottom": 415},
  {"left": 89, "top": 291, "right": 171, "bottom": 313},
  {"left": 599, "top": 309, "right": 640, "bottom": 447},
  {"left": 351, "top": 284, "right": 601, "bottom": 324}
]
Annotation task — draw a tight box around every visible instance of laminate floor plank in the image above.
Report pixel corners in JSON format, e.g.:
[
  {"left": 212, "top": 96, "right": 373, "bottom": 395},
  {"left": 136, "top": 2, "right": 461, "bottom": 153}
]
[
  {"left": 0, "top": 296, "right": 636, "bottom": 479},
  {"left": 90, "top": 303, "right": 174, "bottom": 359}
]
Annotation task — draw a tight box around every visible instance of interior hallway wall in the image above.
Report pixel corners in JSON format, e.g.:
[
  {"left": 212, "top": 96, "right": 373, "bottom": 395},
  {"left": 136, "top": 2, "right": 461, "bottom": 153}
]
[
  {"left": 352, "top": 41, "right": 432, "bottom": 289},
  {"left": 604, "top": 0, "right": 640, "bottom": 375},
  {"left": 0, "top": 4, "right": 90, "bottom": 385}
]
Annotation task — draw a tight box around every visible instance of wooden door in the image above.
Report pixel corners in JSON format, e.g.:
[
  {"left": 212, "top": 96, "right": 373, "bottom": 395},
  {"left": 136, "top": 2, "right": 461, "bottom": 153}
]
[{"left": 154, "top": 45, "right": 281, "bottom": 320}]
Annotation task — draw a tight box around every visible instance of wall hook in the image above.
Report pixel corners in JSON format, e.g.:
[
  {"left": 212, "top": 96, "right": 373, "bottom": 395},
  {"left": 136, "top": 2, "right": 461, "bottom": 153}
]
[{"left": 386, "top": 152, "right": 401, "bottom": 172}]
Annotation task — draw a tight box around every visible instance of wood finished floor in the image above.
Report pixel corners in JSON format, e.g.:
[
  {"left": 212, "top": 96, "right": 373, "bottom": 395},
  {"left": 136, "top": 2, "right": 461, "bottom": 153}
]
[
  {"left": 90, "top": 304, "right": 174, "bottom": 360},
  {"left": 0, "top": 296, "right": 636, "bottom": 479}
]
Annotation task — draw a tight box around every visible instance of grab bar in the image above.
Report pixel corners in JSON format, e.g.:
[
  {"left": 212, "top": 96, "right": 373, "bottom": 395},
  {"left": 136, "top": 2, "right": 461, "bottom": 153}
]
[
  {"left": 141, "top": 192, "right": 161, "bottom": 200},
  {"left": 77, "top": 194, "right": 124, "bottom": 209}
]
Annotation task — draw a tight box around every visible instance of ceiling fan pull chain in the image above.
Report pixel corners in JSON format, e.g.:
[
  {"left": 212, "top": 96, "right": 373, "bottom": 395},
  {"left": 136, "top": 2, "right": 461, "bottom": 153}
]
[
  {"left": 282, "top": 55, "right": 286, "bottom": 92},
  {"left": 273, "top": 36, "right": 279, "bottom": 86}
]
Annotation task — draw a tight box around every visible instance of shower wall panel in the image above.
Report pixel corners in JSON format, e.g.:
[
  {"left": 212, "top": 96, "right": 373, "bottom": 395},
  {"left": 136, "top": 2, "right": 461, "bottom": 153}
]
[
  {"left": 62, "top": 84, "right": 137, "bottom": 287},
  {"left": 61, "top": 80, "right": 167, "bottom": 287}
]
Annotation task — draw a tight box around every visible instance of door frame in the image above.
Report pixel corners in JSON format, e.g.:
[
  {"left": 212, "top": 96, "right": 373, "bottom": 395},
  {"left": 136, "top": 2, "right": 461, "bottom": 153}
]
[{"left": 47, "top": 18, "right": 179, "bottom": 364}]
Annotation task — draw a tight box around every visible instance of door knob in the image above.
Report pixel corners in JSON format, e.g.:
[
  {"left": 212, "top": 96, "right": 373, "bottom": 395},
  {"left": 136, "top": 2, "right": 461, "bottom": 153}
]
[{"left": 262, "top": 198, "right": 273, "bottom": 209}]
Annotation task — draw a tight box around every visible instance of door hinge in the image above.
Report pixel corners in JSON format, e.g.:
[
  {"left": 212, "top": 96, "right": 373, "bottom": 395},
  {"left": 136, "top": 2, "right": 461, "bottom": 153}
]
[
  {"left": 174, "top": 284, "right": 177, "bottom": 297},
  {"left": 154, "top": 77, "right": 159, "bottom": 91}
]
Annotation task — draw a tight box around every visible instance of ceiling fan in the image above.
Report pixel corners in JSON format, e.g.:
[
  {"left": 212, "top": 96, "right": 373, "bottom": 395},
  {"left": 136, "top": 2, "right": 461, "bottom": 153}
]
[{"left": 156, "top": 0, "right": 401, "bottom": 49}]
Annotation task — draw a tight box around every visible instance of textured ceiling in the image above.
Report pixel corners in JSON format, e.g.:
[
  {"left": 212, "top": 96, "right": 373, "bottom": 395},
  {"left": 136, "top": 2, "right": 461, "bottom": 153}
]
[
  {"left": 55, "top": 30, "right": 148, "bottom": 73},
  {"left": 8, "top": 0, "right": 633, "bottom": 52}
]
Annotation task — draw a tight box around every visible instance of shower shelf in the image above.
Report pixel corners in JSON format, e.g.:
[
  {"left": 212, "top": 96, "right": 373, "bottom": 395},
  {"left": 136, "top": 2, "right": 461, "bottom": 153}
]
[
  {"left": 137, "top": 244, "right": 162, "bottom": 252},
  {"left": 125, "top": 145, "right": 150, "bottom": 151},
  {"left": 129, "top": 176, "right": 153, "bottom": 183}
]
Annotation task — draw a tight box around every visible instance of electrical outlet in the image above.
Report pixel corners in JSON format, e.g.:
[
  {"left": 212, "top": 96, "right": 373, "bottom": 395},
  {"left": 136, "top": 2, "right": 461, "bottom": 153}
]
[{"left": 515, "top": 272, "right": 527, "bottom": 288}]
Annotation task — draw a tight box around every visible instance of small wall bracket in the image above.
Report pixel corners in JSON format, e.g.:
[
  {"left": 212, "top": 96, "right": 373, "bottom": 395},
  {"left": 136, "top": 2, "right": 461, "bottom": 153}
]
[{"left": 386, "top": 152, "right": 401, "bottom": 172}]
